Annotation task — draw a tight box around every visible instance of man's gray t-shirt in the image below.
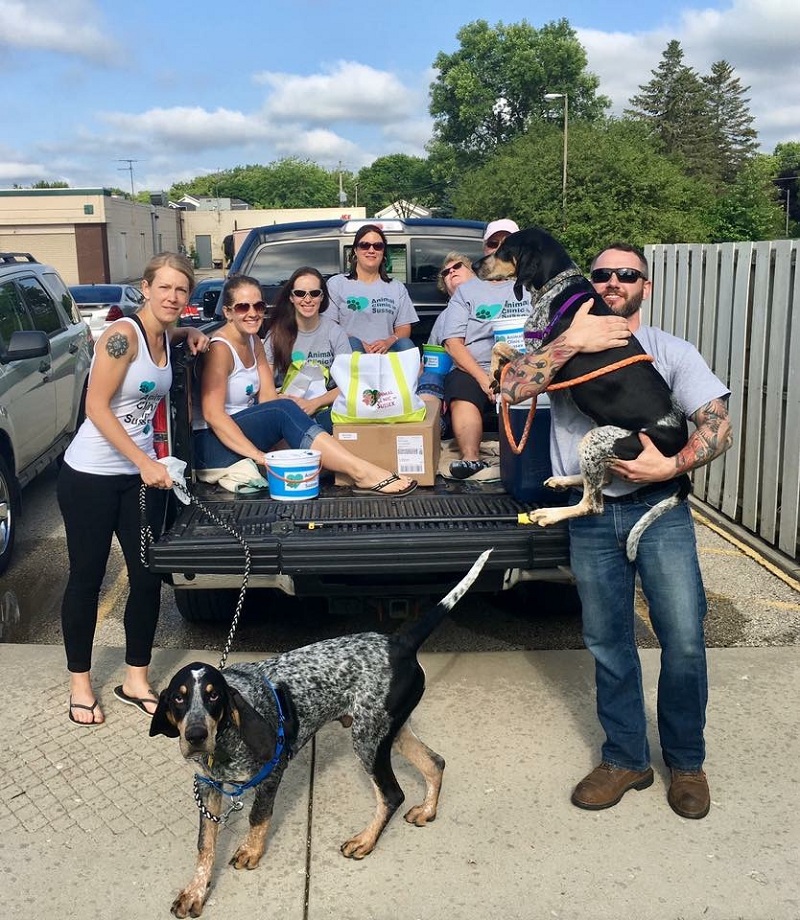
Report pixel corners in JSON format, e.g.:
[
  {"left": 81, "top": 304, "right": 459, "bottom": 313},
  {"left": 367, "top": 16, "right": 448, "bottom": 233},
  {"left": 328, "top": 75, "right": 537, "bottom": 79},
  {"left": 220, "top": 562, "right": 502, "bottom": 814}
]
[
  {"left": 440, "top": 277, "right": 532, "bottom": 371},
  {"left": 326, "top": 275, "right": 419, "bottom": 341},
  {"left": 549, "top": 325, "right": 730, "bottom": 497}
]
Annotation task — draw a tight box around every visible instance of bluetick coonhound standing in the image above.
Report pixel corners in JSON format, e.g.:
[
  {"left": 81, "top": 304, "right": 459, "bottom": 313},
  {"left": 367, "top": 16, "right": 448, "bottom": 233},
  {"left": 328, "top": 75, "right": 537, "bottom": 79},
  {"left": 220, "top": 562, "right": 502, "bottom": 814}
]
[
  {"left": 476, "top": 226, "right": 690, "bottom": 560},
  {"left": 150, "top": 549, "right": 491, "bottom": 918}
]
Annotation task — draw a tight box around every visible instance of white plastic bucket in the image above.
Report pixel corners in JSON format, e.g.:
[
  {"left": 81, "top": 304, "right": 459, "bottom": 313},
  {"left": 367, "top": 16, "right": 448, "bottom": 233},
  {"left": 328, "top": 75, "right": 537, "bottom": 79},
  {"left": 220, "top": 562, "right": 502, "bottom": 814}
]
[
  {"left": 263, "top": 449, "right": 321, "bottom": 501},
  {"left": 492, "top": 315, "right": 526, "bottom": 352}
]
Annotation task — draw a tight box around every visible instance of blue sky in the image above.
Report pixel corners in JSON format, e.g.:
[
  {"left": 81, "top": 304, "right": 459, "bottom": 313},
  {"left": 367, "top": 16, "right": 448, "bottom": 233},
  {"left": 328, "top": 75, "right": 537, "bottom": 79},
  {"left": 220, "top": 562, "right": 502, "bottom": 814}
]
[{"left": 1, "top": 0, "right": 798, "bottom": 194}]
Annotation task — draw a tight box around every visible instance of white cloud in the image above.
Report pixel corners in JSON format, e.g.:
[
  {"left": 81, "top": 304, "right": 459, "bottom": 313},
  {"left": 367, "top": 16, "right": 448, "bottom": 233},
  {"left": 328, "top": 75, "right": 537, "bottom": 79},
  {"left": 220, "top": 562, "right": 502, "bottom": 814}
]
[
  {"left": 99, "top": 107, "right": 273, "bottom": 150},
  {"left": 257, "top": 61, "right": 416, "bottom": 125},
  {"left": 579, "top": 0, "right": 800, "bottom": 151},
  {"left": 0, "top": 160, "right": 51, "bottom": 182},
  {"left": 0, "top": 0, "right": 119, "bottom": 62}
]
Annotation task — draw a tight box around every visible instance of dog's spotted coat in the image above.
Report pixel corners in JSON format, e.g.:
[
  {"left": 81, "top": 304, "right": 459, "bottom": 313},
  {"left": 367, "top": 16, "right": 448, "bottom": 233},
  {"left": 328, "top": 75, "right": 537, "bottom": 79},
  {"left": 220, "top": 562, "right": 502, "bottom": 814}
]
[{"left": 151, "top": 549, "right": 491, "bottom": 918}]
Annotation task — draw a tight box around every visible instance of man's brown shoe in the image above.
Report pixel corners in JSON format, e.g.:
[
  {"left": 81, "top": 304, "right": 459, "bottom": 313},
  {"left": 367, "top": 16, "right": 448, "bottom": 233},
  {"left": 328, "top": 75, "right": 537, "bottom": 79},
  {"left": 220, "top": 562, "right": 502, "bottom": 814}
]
[
  {"left": 668, "top": 769, "right": 710, "bottom": 819},
  {"left": 571, "top": 762, "right": 654, "bottom": 810}
]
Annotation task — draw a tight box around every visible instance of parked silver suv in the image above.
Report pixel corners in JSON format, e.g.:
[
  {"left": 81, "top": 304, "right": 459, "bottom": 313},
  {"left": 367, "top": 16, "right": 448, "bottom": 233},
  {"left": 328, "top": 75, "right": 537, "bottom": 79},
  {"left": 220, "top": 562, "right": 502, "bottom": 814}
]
[{"left": 0, "top": 253, "right": 92, "bottom": 573}]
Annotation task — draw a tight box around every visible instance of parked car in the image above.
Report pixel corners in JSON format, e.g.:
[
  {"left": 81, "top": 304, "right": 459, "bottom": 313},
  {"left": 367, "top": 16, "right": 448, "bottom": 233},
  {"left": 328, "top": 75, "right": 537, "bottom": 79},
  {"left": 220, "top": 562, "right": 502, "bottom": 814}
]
[
  {"left": 147, "top": 219, "right": 575, "bottom": 624},
  {"left": 69, "top": 283, "right": 145, "bottom": 338},
  {"left": 180, "top": 278, "right": 224, "bottom": 326},
  {"left": 0, "top": 252, "right": 92, "bottom": 574}
]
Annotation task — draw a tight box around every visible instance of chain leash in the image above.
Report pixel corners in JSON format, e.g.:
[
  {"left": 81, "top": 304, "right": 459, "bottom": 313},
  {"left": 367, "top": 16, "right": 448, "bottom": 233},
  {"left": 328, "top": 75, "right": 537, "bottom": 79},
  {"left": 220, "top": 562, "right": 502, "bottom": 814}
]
[{"left": 139, "top": 481, "right": 251, "bottom": 671}]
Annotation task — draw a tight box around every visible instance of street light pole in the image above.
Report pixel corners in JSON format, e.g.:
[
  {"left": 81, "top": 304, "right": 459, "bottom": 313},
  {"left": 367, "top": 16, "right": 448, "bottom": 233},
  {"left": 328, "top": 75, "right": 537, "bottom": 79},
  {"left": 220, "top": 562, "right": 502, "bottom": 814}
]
[{"left": 545, "top": 93, "right": 568, "bottom": 229}]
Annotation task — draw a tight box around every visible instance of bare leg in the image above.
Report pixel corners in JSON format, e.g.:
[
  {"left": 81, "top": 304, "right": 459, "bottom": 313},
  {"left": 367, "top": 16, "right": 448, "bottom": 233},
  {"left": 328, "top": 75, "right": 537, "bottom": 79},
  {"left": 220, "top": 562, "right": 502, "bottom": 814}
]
[
  {"left": 120, "top": 665, "right": 158, "bottom": 716},
  {"left": 449, "top": 399, "right": 483, "bottom": 461},
  {"left": 310, "top": 432, "right": 415, "bottom": 494},
  {"left": 68, "top": 671, "right": 105, "bottom": 724}
]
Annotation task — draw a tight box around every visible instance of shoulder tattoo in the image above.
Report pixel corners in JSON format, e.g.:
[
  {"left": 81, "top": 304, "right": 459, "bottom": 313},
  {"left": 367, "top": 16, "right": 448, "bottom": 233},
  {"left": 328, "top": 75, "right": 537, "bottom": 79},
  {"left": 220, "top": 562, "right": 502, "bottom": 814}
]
[{"left": 106, "top": 332, "right": 129, "bottom": 359}]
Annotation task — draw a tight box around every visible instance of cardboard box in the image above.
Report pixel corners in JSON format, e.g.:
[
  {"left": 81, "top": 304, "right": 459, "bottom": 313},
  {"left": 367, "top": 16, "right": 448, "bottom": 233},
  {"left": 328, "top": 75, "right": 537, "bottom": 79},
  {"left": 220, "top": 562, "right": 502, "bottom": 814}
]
[{"left": 334, "top": 398, "right": 441, "bottom": 487}]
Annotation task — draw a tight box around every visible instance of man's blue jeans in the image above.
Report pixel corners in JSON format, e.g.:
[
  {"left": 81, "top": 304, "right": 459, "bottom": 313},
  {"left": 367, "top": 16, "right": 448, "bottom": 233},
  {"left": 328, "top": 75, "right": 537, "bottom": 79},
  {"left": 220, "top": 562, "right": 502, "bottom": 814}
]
[{"left": 568, "top": 484, "right": 708, "bottom": 773}]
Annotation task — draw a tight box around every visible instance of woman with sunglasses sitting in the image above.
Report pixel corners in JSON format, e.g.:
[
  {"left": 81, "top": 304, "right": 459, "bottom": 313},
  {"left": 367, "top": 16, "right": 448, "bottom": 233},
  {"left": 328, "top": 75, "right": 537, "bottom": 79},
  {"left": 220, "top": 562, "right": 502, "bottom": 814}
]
[
  {"left": 326, "top": 223, "right": 418, "bottom": 353},
  {"left": 263, "top": 267, "right": 351, "bottom": 434},
  {"left": 192, "top": 274, "right": 417, "bottom": 496}
]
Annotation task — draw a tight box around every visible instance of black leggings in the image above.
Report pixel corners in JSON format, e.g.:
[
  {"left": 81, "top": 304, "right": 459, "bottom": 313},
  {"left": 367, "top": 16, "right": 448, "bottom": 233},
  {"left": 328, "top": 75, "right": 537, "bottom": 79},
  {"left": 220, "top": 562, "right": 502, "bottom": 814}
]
[{"left": 58, "top": 463, "right": 167, "bottom": 673}]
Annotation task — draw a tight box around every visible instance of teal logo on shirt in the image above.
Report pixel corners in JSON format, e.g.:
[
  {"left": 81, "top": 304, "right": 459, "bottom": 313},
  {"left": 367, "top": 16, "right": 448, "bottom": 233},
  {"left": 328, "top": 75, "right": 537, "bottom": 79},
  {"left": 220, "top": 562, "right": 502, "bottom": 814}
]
[
  {"left": 346, "top": 296, "right": 369, "bottom": 312},
  {"left": 475, "top": 303, "right": 503, "bottom": 320},
  {"left": 139, "top": 380, "right": 156, "bottom": 394},
  {"left": 291, "top": 349, "right": 306, "bottom": 362}
]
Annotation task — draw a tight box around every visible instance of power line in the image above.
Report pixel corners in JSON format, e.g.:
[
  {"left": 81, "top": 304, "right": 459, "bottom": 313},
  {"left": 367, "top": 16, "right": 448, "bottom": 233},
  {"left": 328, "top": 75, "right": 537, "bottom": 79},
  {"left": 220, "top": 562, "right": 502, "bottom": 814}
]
[{"left": 117, "top": 159, "right": 140, "bottom": 198}]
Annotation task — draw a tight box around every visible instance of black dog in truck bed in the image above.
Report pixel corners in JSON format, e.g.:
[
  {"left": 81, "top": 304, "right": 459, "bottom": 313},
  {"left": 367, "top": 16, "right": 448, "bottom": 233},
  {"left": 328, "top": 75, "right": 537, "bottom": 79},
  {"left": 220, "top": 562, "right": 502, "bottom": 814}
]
[{"left": 476, "top": 226, "right": 689, "bottom": 559}]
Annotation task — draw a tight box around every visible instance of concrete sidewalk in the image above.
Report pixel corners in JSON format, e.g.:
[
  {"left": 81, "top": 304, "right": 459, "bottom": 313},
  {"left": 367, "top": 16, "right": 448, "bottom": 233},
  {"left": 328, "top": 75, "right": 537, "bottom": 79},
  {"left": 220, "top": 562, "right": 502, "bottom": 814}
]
[{"left": 2, "top": 643, "right": 799, "bottom": 919}]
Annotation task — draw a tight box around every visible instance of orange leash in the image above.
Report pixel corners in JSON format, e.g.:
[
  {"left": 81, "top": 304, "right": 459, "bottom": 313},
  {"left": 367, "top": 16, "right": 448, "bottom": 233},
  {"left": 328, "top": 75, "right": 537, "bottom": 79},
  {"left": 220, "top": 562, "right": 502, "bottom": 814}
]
[
  {"left": 546, "top": 353, "right": 654, "bottom": 391},
  {"left": 498, "top": 353, "right": 655, "bottom": 455}
]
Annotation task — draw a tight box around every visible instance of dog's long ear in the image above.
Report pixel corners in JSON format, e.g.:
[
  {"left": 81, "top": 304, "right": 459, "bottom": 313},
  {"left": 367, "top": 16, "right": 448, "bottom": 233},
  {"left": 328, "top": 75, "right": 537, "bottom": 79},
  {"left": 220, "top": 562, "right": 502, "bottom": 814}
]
[
  {"left": 149, "top": 687, "right": 180, "bottom": 738},
  {"left": 227, "top": 686, "right": 279, "bottom": 762},
  {"left": 273, "top": 682, "right": 299, "bottom": 748}
]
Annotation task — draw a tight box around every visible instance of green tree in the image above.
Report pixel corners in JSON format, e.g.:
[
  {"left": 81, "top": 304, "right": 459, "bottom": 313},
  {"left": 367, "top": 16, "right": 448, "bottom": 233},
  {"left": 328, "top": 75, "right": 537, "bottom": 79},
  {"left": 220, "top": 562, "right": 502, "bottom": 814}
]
[
  {"left": 170, "top": 159, "right": 342, "bottom": 209},
  {"left": 30, "top": 180, "right": 69, "bottom": 188},
  {"left": 772, "top": 142, "right": 800, "bottom": 234},
  {"left": 702, "top": 60, "right": 758, "bottom": 184},
  {"left": 452, "top": 119, "right": 714, "bottom": 267},
  {"left": 429, "top": 18, "right": 609, "bottom": 168},
  {"left": 355, "top": 154, "right": 441, "bottom": 216},
  {"left": 708, "top": 154, "right": 785, "bottom": 241},
  {"left": 626, "top": 40, "right": 719, "bottom": 184}
]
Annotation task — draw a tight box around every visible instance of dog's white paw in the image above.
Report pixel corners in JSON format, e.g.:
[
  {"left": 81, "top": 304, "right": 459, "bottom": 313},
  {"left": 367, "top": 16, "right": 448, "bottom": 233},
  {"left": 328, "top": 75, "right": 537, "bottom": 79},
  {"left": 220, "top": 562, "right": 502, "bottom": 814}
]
[{"left": 543, "top": 476, "right": 572, "bottom": 491}]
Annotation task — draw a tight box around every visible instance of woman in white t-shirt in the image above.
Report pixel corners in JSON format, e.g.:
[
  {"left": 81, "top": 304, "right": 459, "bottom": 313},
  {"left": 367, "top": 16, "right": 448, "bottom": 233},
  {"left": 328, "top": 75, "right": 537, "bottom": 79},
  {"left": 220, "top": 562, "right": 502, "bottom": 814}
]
[
  {"left": 194, "top": 274, "right": 417, "bottom": 495},
  {"left": 58, "top": 252, "right": 208, "bottom": 725},
  {"left": 326, "top": 224, "right": 419, "bottom": 353},
  {"left": 263, "top": 266, "right": 351, "bottom": 433}
]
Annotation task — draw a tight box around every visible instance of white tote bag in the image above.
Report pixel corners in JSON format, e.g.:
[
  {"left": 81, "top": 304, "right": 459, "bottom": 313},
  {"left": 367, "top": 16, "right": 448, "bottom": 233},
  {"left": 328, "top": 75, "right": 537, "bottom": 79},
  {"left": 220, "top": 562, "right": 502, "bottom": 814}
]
[{"left": 330, "top": 350, "right": 426, "bottom": 424}]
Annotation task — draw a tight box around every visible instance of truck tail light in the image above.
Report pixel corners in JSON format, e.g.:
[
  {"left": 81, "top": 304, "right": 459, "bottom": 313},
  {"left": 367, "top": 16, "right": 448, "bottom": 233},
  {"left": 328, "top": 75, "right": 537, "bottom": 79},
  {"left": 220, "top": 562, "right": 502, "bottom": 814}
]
[{"left": 153, "top": 398, "right": 169, "bottom": 459}]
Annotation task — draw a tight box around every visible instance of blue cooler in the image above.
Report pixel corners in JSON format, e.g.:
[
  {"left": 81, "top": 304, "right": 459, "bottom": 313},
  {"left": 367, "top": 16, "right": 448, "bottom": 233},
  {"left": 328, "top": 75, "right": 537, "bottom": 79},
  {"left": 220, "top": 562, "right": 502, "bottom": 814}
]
[{"left": 498, "top": 395, "right": 554, "bottom": 504}]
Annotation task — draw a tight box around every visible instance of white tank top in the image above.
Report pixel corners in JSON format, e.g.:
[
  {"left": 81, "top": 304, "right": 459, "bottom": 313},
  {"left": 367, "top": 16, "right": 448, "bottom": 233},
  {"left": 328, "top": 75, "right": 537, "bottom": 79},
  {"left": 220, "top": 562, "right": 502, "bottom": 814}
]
[
  {"left": 193, "top": 335, "right": 259, "bottom": 430},
  {"left": 65, "top": 317, "right": 172, "bottom": 475}
]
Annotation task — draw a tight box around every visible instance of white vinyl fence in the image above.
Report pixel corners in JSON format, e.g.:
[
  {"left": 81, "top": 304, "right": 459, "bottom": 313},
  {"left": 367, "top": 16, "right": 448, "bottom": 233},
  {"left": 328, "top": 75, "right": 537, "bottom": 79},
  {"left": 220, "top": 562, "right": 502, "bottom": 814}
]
[{"left": 643, "top": 240, "right": 799, "bottom": 565}]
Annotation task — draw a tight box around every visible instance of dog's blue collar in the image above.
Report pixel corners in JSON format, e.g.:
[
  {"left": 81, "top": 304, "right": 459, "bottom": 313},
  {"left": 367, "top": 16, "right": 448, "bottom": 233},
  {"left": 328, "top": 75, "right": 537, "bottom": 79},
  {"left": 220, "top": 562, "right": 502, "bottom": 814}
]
[{"left": 195, "top": 677, "right": 287, "bottom": 799}]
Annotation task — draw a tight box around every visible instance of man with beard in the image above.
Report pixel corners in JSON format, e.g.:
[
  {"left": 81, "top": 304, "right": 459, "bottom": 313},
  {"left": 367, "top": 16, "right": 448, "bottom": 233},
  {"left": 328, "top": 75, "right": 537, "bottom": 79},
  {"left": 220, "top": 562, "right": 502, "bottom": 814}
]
[{"left": 504, "top": 242, "right": 732, "bottom": 820}]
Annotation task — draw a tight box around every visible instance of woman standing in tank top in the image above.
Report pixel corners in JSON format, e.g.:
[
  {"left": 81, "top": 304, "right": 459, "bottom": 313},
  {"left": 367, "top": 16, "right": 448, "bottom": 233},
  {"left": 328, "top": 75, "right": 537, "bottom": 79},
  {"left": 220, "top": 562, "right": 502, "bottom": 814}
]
[{"left": 59, "top": 252, "right": 208, "bottom": 726}]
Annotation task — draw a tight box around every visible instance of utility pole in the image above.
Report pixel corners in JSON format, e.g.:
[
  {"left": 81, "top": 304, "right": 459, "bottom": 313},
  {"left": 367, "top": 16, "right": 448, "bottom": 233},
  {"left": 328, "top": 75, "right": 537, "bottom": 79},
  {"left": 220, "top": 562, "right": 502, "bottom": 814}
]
[
  {"left": 338, "top": 161, "right": 347, "bottom": 206},
  {"left": 117, "top": 159, "right": 139, "bottom": 198}
]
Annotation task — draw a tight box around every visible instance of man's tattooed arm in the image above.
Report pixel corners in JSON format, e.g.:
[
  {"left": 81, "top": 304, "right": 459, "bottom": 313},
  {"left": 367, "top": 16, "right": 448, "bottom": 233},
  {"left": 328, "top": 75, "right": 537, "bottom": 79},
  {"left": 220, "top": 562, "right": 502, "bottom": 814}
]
[
  {"left": 674, "top": 397, "right": 733, "bottom": 473},
  {"left": 500, "top": 333, "right": 579, "bottom": 404},
  {"left": 105, "top": 332, "right": 130, "bottom": 359}
]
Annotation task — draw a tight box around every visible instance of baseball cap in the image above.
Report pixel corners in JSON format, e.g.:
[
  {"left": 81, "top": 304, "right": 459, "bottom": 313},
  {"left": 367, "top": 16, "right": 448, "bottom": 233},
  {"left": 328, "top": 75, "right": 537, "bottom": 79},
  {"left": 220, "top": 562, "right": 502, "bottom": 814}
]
[{"left": 483, "top": 219, "right": 519, "bottom": 241}]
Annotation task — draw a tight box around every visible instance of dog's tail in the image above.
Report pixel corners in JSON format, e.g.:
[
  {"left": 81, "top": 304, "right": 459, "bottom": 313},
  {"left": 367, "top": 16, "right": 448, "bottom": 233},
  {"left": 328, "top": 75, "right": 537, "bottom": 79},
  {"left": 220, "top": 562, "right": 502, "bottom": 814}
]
[
  {"left": 398, "top": 548, "right": 493, "bottom": 652},
  {"left": 625, "top": 476, "right": 691, "bottom": 561}
]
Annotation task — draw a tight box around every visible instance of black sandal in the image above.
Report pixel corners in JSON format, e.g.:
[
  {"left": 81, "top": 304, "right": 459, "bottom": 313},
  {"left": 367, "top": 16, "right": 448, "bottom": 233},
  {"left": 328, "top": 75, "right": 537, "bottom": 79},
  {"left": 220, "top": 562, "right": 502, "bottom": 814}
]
[{"left": 68, "top": 697, "right": 103, "bottom": 727}]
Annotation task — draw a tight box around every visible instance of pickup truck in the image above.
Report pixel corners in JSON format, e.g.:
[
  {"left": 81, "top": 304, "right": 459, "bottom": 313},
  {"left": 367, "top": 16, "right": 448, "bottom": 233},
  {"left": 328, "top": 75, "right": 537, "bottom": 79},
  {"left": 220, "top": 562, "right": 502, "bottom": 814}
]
[{"left": 147, "top": 218, "right": 574, "bottom": 622}]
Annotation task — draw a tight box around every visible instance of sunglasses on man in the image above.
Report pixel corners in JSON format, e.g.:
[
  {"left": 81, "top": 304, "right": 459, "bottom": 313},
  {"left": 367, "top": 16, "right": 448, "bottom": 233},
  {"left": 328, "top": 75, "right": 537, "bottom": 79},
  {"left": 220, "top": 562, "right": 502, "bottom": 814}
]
[{"left": 590, "top": 268, "right": 648, "bottom": 284}]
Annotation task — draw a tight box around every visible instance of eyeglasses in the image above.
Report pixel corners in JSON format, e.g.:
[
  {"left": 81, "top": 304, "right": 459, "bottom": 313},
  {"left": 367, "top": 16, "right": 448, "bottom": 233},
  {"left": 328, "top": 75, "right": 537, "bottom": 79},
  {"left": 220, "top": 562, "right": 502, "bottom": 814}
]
[
  {"left": 230, "top": 301, "right": 267, "bottom": 315},
  {"left": 291, "top": 289, "right": 323, "bottom": 300},
  {"left": 440, "top": 261, "right": 464, "bottom": 279},
  {"left": 590, "top": 268, "right": 647, "bottom": 284},
  {"left": 356, "top": 240, "right": 386, "bottom": 251}
]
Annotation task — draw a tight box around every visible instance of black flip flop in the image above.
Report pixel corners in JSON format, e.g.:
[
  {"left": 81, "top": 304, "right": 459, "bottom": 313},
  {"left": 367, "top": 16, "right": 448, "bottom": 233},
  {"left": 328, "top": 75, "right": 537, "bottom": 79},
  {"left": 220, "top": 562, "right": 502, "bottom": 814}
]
[
  {"left": 68, "top": 696, "right": 103, "bottom": 727},
  {"left": 352, "top": 473, "right": 418, "bottom": 497},
  {"left": 113, "top": 685, "right": 159, "bottom": 717}
]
